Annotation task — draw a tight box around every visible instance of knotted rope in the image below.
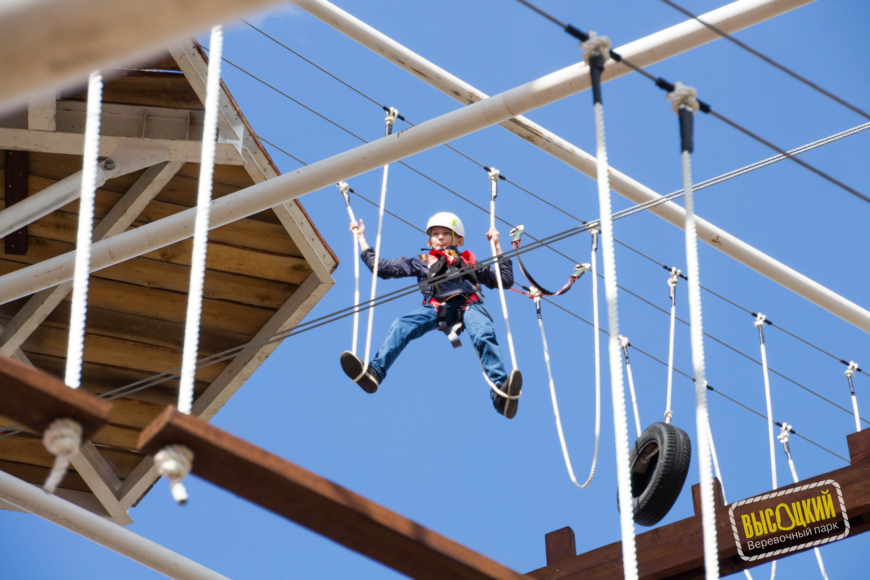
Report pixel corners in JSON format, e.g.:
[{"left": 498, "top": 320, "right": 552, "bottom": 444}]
[
  {"left": 42, "top": 418, "right": 82, "bottom": 494},
  {"left": 155, "top": 444, "right": 194, "bottom": 505}
]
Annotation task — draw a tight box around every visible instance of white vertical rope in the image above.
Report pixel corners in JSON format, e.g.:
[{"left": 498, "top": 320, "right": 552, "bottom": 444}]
[
  {"left": 707, "top": 417, "right": 755, "bottom": 580},
  {"left": 670, "top": 78, "right": 718, "bottom": 580},
  {"left": 845, "top": 361, "right": 861, "bottom": 432},
  {"left": 178, "top": 25, "right": 223, "bottom": 415},
  {"left": 64, "top": 71, "right": 103, "bottom": 389},
  {"left": 665, "top": 268, "right": 680, "bottom": 424},
  {"left": 591, "top": 230, "right": 603, "bottom": 480},
  {"left": 487, "top": 168, "right": 518, "bottom": 371},
  {"left": 755, "top": 314, "right": 777, "bottom": 490},
  {"left": 619, "top": 336, "right": 642, "bottom": 438},
  {"left": 586, "top": 50, "right": 639, "bottom": 576},
  {"left": 777, "top": 424, "right": 829, "bottom": 580},
  {"left": 338, "top": 182, "right": 360, "bottom": 356},
  {"left": 354, "top": 109, "right": 397, "bottom": 382}
]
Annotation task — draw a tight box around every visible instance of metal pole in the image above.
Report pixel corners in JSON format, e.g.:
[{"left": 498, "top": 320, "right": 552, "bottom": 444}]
[
  {"left": 2, "top": 0, "right": 868, "bottom": 341},
  {"left": 0, "top": 470, "right": 230, "bottom": 580},
  {"left": 290, "top": 0, "right": 870, "bottom": 337},
  {"left": 0, "top": 0, "right": 283, "bottom": 113}
]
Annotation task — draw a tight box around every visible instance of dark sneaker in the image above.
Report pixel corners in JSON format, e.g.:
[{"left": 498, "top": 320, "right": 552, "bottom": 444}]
[
  {"left": 491, "top": 369, "right": 522, "bottom": 419},
  {"left": 340, "top": 351, "right": 380, "bottom": 394}
]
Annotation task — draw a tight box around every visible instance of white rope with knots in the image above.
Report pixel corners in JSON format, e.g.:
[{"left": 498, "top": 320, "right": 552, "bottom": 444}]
[
  {"left": 338, "top": 182, "right": 361, "bottom": 355},
  {"left": 484, "top": 168, "right": 521, "bottom": 413},
  {"left": 42, "top": 418, "right": 82, "bottom": 494},
  {"left": 154, "top": 444, "right": 194, "bottom": 505},
  {"left": 582, "top": 34, "right": 639, "bottom": 580},
  {"left": 778, "top": 424, "right": 829, "bottom": 580},
  {"left": 669, "top": 83, "right": 719, "bottom": 580},
  {"left": 543, "top": 232, "right": 602, "bottom": 488},
  {"left": 619, "top": 336, "right": 642, "bottom": 438},
  {"left": 845, "top": 361, "right": 861, "bottom": 432},
  {"left": 353, "top": 108, "right": 398, "bottom": 383},
  {"left": 65, "top": 71, "right": 103, "bottom": 389},
  {"left": 665, "top": 268, "right": 680, "bottom": 424},
  {"left": 178, "top": 25, "right": 223, "bottom": 415}
]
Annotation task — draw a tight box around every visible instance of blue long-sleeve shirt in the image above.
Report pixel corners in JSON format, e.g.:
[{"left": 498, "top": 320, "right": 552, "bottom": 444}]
[{"left": 360, "top": 247, "right": 513, "bottom": 303}]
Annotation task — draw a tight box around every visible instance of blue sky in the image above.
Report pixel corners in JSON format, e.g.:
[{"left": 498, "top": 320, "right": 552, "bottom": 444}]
[{"left": 5, "top": 0, "right": 870, "bottom": 578}]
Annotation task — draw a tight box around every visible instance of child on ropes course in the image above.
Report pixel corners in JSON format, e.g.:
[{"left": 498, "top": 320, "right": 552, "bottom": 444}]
[{"left": 340, "top": 212, "right": 523, "bottom": 418}]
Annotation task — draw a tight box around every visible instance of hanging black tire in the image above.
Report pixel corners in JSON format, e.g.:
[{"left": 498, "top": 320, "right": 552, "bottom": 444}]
[{"left": 617, "top": 422, "right": 692, "bottom": 527}]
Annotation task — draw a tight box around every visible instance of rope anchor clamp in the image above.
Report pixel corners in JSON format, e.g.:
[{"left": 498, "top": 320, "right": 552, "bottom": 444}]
[
  {"left": 42, "top": 418, "right": 83, "bottom": 494},
  {"left": 336, "top": 181, "right": 352, "bottom": 205},
  {"left": 510, "top": 225, "right": 524, "bottom": 244},
  {"left": 845, "top": 361, "right": 859, "bottom": 378},
  {"left": 384, "top": 107, "right": 399, "bottom": 127},
  {"left": 579, "top": 31, "right": 612, "bottom": 63},
  {"left": 754, "top": 312, "right": 767, "bottom": 328},
  {"left": 777, "top": 422, "right": 793, "bottom": 459}
]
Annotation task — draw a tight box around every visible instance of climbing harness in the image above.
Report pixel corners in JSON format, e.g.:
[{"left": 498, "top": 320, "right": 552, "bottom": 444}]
[
  {"left": 581, "top": 32, "right": 639, "bottom": 579},
  {"left": 619, "top": 336, "right": 642, "bottom": 439},
  {"left": 483, "top": 167, "right": 521, "bottom": 414},
  {"left": 337, "top": 182, "right": 361, "bottom": 355},
  {"left": 668, "top": 81, "right": 719, "bottom": 579},
  {"left": 664, "top": 267, "right": 680, "bottom": 424},
  {"left": 845, "top": 361, "right": 861, "bottom": 432},
  {"left": 777, "top": 424, "right": 829, "bottom": 580},
  {"left": 353, "top": 107, "right": 398, "bottom": 385},
  {"left": 425, "top": 247, "right": 482, "bottom": 348},
  {"left": 43, "top": 70, "right": 102, "bottom": 493}
]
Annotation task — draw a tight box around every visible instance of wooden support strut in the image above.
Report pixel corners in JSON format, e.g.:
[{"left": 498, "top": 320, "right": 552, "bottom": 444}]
[
  {"left": 0, "top": 353, "right": 111, "bottom": 439},
  {"left": 138, "top": 407, "right": 527, "bottom": 580},
  {"left": 530, "top": 430, "right": 870, "bottom": 580},
  {"left": 4, "top": 150, "right": 28, "bottom": 255}
]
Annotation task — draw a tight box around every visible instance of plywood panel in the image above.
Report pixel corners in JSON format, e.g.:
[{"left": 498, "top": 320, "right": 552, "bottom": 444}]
[
  {"left": 63, "top": 71, "right": 203, "bottom": 110},
  {"left": 0, "top": 433, "right": 142, "bottom": 478}
]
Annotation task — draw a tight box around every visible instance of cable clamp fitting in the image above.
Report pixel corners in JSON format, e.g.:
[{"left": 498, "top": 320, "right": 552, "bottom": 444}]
[
  {"left": 845, "top": 361, "right": 859, "bottom": 379},
  {"left": 753, "top": 312, "right": 767, "bottom": 328},
  {"left": 618, "top": 335, "right": 630, "bottom": 351},
  {"left": 580, "top": 31, "right": 611, "bottom": 64},
  {"left": 509, "top": 225, "right": 524, "bottom": 244},
  {"left": 384, "top": 107, "right": 399, "bottom": 127},
  {"left": 487, "top": 167, "right": 500, "bottom": 183},
  {"left": 336, "top": 181, "right": 351, "bottom": 205},
  {"left": 666, "top": 81, "right": 700, "bottom": 115}
]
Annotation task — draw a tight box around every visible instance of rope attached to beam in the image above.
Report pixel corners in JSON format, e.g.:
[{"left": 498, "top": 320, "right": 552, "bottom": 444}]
[
  {"left": 669, "top": 81, "right": 719, "bottom": 580},
  {"left": 338, "top": 182, "right": 361, "bottom": 356},
  {"left": 581, "top": 32, "right": 640, "bottom": 580},
  {"left": 664, "top": 267, "right": 680, "bottom": 424}
]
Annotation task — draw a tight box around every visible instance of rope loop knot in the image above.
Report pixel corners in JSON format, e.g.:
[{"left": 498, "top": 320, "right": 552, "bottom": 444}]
[
  {"left": 155, "top": 444, "right": 194, "bottom": 505},
  {"left": 42, "top": 418, "right": 83, "bottom": 494},
  {"left": 845, "top": 361, "right": 859, "bottom": 378},
  {"left": 664, "top": 410, "right": 673, "bottom": 423},
  {"left": 668, "top": 267, "right": 680, "bottom": 298},
  {"left": 754, "top": 312, "right": 767, "bottom": 328},
  {"left": 580, "top": 32, "right": 611, "bottom": 65},
  {"left": 618, "top": 335, "right": 630, "bottom": 351},
  {"left": 667, "top": 82, "right": 700, "bottom": 115},
  {"left": 384, "top": 107, "right": 399, "bottom": 127},
  {"left": 777, "top": 423, "right": 791, "bottom": 445},
  {"left": 487, "top": 167, "right": 500, "bottom": 183}
]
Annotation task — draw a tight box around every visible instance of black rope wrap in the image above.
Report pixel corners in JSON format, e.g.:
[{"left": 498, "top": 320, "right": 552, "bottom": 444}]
[
  {"left": 510, "top": 226, "right": 586, "bottom": 297},
  {"left": 589, "top": 53, "right": 605, "bottom": 105},
  {"left": 678, "top": 107, "right": 694, "bottom": 154}
]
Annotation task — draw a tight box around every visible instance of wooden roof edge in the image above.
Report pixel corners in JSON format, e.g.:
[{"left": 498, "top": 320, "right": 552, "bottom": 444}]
[{"left": 191, "top": 39, "right": 339, "bottom": 273}]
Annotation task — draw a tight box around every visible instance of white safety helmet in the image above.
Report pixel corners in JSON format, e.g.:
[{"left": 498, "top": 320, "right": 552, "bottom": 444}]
[{"left": 426, "top": 212, "right": 465, "bottom": 238}]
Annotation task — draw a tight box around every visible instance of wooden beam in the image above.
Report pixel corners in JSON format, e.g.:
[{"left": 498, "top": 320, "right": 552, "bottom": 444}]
[
  {"left": 139, "top": 408, "right": 527, "bottom": 580},
  {"left": 528, "top": 430, "right": 870, "bottom": 580},
  {"left": 545, "top": 527, "right": 576, "bottom": 566},
  {"left": 0, "top": 353, "right": 111, "bottom": 439},
  {"left": 4, "top": 150, "right": 27, "bottom": 255}
]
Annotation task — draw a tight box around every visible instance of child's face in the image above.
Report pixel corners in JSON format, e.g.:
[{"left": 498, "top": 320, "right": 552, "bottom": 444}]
[{"left": 428, "top": 226, "right": 463, "bottom": 250}]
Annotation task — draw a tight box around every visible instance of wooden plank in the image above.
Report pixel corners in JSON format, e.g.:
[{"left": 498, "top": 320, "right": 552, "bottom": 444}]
[
  {"left": 0, "top": 302, "right": 250, "bottom": 357},
  {"left": 0, "top": 458, "right": 90, "bottom": 492},
  {"left": 16, "top": 322, "right": 227, "bottom": 383},
  {"left": 848, "top": 430, "right": 870, "bottom": 465},
  {"left": 691, "top": 478, "right": 724, "bottom": 516},
  {"left": 3, "top": 150, "right": 27, "bottom": 255},
  {"left": 527, "top": 430, "right": 870, "bottom": 579},
  {"left": 545, "top": 527, "right": 576, "bottom": 566},
  {"left": 62, "top": 72, "right": 204, "bottom": 110},
  {"left": 139, "top": 408, "right": 527, "bottom": 580},
  {"left": 6, "top": 176, "right": 303, "bottom": 257},
  {"left": 0, "top": 236, "right": 297, "bottom": 308},
  {"left": 0, "top": 353, "right": 111, "bottom": 438},
  {"left": 0, "top": 431, "right": 143, "bottom": 478}
]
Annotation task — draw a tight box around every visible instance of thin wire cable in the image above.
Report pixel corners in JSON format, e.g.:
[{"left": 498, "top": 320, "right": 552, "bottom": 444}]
[
  {"left": 232, "top": 28, "right": 870, "bottom": 375},
  {"left": 65, "top": 71, "right": 103, "bottom": 389},
  {"left": 178, "top": 25, "right": 223, "bottom": 415},
  {"left": 659, "top": 0, "right": 870, "bottom": 122},
  {"left": 513, "top": 0, "right": 869, "bottom": 205}
]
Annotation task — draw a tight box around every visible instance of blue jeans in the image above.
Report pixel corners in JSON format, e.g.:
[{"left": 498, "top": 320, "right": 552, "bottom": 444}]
[{"left": 369, "top": 301, "right": 509, "bottom": 387}]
